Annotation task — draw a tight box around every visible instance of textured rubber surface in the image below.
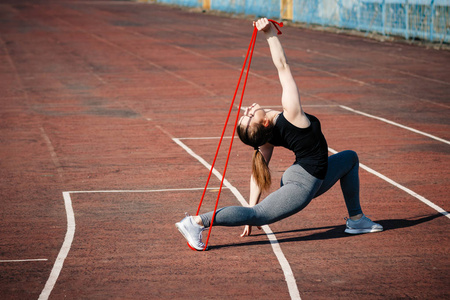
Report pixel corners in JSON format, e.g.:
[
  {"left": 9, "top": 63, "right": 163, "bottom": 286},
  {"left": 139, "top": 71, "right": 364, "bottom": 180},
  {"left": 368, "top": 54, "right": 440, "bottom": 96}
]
[{"left": 0, "top": 1, "right": 448, "bottom": 299}]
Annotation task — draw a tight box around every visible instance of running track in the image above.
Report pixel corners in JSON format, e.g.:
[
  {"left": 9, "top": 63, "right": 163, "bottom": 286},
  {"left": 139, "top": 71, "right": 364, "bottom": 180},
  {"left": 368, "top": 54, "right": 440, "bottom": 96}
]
[{"left": 0, "top": 1, "right": 449, "bottom": 299}]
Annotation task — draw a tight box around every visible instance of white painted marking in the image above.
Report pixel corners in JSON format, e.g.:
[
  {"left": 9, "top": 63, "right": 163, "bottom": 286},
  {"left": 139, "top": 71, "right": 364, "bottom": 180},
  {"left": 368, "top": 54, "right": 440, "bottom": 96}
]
[
  {"left": 172, "top": 138, "right": 301, "bottom": 300},
  {"left": 185, "top": 105, "right": 448, "bottom": 146},
  {"left": 328, "top": 148, "right": 449, "bottom": 219},
  {"left": 38, "top": 187, "right": 230, "bottom": 299},
  {"left": 0, "top": 259, "right": 48, "bottom": 263},
  {"left": 339, "top": 105, "right": 450, "bottom": 145},
  {"left": 239, "top": 104, "right": 336, "bottom": 111},
  {"left": 67, "top": 187, "right": 226, "bottom": 194},
  {"left": 39, "top": 192, "right": 75, "bottom": 300},
  {"left": 178, "top": 136, "right": 234, "bottom": 140},
  {"left": 262, "top": 225, "right": 301, "bottom": 300}
]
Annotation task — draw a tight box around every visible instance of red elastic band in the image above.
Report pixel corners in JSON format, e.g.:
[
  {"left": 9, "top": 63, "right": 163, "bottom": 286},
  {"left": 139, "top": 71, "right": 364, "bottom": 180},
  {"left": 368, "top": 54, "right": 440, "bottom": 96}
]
[
  {"left": 268, "top": 19, "right": 284, "bottom": 35},
  {"left": 195, "top": 20, "right": 283, "bottom": 251}
]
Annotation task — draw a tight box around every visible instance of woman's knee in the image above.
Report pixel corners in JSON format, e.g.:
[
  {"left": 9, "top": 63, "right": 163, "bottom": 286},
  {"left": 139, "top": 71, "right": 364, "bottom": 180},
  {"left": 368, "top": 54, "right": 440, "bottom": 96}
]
[{"left": 342, "top": 150, "right": 359, "bottom": 166}]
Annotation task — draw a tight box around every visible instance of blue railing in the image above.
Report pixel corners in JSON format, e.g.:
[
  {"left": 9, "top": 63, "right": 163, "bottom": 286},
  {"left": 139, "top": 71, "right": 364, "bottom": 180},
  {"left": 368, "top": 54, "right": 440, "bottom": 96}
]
[
  {"left": 154, "top": 0, "right": 450, "bottom": 43},
  {"left": 293, "top": 0, "right": 450, "bottom": 43}
]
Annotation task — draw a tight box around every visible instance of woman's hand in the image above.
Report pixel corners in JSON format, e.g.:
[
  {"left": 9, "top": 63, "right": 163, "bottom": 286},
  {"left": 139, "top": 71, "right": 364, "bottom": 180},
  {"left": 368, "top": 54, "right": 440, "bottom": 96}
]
[
  {"left": 240, "top": 225, "right": 262, "bottom": 237},
  {"left": 253, "top": 18, "right": 273, "bottom": 34}
]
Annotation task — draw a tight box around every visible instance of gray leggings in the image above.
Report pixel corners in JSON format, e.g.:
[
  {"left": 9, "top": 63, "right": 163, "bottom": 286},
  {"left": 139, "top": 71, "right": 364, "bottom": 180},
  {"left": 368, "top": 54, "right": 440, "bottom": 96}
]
[{"left": 200, "top": 150, "right": 363, "bottom": 228}]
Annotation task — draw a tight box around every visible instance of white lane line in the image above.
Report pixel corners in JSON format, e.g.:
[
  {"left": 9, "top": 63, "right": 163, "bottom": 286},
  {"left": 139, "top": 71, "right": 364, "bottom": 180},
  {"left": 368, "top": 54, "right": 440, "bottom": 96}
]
[
  {"left": 262, "top": 225, "right": 300, "bottom": 299},
  {"left": 339, "top": 105, "right": 450, "bottom": 145},
  {"left": 39, "top": 192, "right": 75, "bottom": 300},
  {"left": 197, "top": 104, "right": 449, "bottom": 146},
  {"left": 66, "top": 187, "right": 226, "bottom": 194},
  {"left": 178, "top": 137, "right": 234, "bottom": 140},
  {"left": 38, "top": 187, "right": 230, "bottom": 300},
  {"left": 172, "top": 138, "right": 301, "bottom": 300},
  {"left": 238, "top": 104, "right": 336, "bottom": 111},
  {"left": 328, "top": 147, "right": 449, "bottom": 219},
  {"left": 0, "top": 259, "right": 48, "bottom": 263}
]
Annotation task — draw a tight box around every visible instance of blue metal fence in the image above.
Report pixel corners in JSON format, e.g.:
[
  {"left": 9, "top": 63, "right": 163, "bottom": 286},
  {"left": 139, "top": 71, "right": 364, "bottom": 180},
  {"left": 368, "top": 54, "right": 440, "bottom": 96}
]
[
  {"left": 153, "top": 0, "right": 450, "bottom": 43},
  {"left": 157, "top": 0, "right": 199, "bottom": 8},
  {"left": 209, "top": 0, "right": 280, "bottom": 19},
  {"left": 293, "top": 0, "right": 450, "bottom": 43}
]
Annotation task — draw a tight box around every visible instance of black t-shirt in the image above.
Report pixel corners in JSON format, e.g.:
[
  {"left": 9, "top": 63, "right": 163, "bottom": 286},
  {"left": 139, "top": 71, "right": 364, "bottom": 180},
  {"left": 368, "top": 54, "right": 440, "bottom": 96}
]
[{"left": 269, "top": 113, "right": 328, "bottom": 179}]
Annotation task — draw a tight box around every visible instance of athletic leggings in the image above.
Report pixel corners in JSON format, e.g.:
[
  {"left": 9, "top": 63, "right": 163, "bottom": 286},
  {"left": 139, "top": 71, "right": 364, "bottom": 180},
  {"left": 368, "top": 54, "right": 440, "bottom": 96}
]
[{"left": 200, "top": 150, "right": 363, "bottom": 228}]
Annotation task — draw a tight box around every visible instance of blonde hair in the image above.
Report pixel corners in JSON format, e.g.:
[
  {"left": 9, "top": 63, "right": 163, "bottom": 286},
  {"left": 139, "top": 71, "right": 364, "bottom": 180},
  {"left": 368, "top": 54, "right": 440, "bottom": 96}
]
[{"left": 237, "top": 122, "right": 274, "bottom": 191}]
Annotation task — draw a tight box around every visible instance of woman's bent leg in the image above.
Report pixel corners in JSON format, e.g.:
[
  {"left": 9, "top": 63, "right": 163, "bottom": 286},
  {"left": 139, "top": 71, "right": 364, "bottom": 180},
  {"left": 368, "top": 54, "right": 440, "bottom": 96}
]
[{"left": 313, "top": 150, "right": 362, "bottom": 216}]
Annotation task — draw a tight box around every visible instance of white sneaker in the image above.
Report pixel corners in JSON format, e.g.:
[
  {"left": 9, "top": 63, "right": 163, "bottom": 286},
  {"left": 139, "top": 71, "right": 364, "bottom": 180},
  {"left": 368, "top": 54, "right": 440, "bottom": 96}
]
[
  {"left": 345, "top": 215, "right": 383, "bottom": 234},
  {"left": 175, "top": 213, "right": 207, "bottom": 251}
]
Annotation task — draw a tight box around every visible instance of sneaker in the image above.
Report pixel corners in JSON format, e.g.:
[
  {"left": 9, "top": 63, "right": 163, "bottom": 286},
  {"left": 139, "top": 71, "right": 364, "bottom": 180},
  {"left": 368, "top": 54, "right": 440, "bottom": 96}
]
[
  {"left": 345, "top": 215, "right": 383, "bottom": 234},
  {"left": 175, "top": 213, "right": 207, "bottom": 251}
]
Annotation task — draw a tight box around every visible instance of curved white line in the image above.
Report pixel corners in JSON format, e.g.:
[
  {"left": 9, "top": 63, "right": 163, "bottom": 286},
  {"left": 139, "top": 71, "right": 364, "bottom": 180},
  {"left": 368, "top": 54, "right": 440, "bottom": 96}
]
[
  {"left": 39, "top": 192, "right": 75, "bottom": 300},
  {"left": 37, "top": 187, "right": 229, "bottom": 299},
  {"left": 172, "top": 138, "right": 301, "bottom": 300}
]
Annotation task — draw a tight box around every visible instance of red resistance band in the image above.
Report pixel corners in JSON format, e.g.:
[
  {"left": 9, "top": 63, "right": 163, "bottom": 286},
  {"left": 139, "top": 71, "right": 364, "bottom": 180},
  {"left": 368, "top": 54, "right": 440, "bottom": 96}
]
[{"left": 190, "top": 19, "right": 283, "bottom": 251}]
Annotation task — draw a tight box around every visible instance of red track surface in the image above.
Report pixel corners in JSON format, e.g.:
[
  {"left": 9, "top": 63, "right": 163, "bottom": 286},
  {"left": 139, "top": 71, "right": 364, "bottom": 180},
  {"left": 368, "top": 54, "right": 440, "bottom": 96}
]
[{"left": 0, "top": 1, "right": 449, "bottom": 299}]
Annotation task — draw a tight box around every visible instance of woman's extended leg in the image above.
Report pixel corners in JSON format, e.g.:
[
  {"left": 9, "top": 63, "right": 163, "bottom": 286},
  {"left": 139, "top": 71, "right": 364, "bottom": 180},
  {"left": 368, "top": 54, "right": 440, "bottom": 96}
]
[
  {"left": 176, "top": 164, "right": 322, "bottom": 250},
  {"left": 199, "top": 164, "right": 322, "bottom": 227}
]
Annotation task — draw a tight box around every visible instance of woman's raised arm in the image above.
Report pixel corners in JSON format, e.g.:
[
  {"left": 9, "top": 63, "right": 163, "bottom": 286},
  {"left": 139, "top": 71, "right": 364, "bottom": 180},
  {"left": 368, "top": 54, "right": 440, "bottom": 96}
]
[{"left": 255, "top": 18, "right": 309, "bottom": 128}]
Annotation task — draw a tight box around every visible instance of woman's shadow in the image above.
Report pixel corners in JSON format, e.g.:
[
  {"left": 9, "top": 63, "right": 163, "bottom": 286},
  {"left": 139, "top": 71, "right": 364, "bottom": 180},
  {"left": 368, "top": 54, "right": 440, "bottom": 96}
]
[{"left": 209, "top": 213, "right": 445, "bottom": 250}]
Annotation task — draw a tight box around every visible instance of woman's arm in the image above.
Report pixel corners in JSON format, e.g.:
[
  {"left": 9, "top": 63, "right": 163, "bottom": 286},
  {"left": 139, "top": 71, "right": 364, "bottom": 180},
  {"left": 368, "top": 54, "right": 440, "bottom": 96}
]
[
  {"left": 241, "top": 143, "right": 274, "bottom": 237},
  {"left": 255, "top": 18, "right": 310, "bottom": 128}
]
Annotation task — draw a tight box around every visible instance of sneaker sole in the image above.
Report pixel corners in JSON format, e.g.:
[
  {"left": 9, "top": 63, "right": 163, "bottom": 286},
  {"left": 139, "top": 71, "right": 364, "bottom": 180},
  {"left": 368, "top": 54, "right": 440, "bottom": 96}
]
[
  {"left": 345, "top": 227, "right": 383, "bottom": 234},
  {"left": 175, "top": 222, "right": 207, "bottom": 251}
]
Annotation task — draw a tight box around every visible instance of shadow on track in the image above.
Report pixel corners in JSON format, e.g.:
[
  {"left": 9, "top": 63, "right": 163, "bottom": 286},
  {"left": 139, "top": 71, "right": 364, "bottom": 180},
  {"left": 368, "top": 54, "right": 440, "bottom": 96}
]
[{"left": 209, "top": 213, "right": 444, "bottom": 250}]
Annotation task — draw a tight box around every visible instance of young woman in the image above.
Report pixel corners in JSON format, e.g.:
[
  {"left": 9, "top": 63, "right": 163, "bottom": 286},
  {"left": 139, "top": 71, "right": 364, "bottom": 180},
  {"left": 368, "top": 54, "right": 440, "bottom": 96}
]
[{"left": 176, "top": 18, "right": 382, "bottom": 250}]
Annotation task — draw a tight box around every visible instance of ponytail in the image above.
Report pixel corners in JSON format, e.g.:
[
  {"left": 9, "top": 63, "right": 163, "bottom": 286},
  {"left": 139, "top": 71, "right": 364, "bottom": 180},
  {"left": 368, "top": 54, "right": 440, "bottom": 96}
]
[
  {"left": 237, "top": 118, "right": 275, "bottom": 191},
  {"left": 252, "top": 149, "right": 271, "bottom": 191}
]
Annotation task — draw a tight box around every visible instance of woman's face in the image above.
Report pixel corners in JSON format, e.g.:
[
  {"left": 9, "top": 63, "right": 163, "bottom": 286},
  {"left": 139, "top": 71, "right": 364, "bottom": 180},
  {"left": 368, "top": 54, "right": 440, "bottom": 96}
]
[{"left": 238, "top": 103, "right": 266, "bottom": 132}]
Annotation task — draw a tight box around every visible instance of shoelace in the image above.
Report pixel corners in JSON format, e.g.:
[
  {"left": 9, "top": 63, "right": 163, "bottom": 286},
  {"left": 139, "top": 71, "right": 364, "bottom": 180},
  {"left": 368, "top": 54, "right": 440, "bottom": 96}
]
[{"left": 197, "top": 232, "right": 205, "bottom": 247}]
